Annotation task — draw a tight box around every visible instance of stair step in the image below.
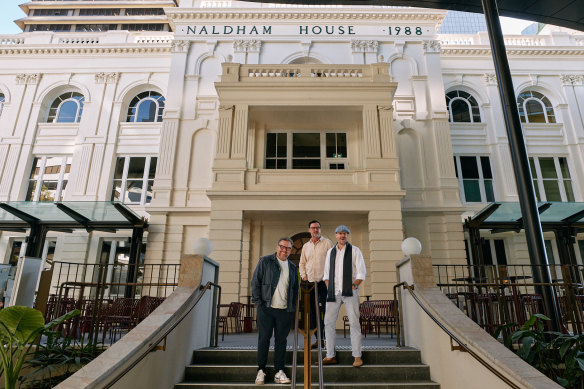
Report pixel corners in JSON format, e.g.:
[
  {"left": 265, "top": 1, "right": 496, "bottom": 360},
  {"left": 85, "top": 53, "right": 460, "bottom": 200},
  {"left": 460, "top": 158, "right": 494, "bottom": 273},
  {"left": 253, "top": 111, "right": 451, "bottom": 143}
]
[
  {"left": 193, "top": 348, "right": 421, "bottom": 365},
  {"left": 175, "top": 383, "right": 440, "bottom": 389},
  {"left": 185, "top": 364, "right": 432, "bottom": 383}
]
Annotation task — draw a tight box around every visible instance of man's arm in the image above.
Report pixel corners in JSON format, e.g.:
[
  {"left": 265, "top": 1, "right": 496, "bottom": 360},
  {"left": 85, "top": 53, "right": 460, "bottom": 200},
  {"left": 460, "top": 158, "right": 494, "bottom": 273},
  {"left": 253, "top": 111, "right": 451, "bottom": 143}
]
[
  {"left": 323, "top": 248, "right": 331, "bottom": 289},
  {"left": 353, "top": 247, "right": 366, "bottom": 289},
  {"left": 251, "top": 258, "right": 264, "bottom": 306},
  {"left": 299, "top": 245, "right": 308, "bottom": 281}
]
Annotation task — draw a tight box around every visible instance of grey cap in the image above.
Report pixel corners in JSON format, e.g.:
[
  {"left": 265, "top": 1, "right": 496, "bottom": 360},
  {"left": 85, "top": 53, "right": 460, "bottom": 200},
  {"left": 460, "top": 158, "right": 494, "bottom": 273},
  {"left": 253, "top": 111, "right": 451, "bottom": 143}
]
[{"left": 335, "top": 225, "right": 350, "bottom": 234}]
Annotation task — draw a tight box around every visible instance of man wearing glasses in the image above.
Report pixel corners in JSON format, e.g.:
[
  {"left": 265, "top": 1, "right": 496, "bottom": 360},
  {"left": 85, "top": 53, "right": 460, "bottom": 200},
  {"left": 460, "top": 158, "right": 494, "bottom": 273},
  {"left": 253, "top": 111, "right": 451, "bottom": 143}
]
[
  {"left": 251, "top": 238, "right": 299, "bottom": 385},
  {"left": 299, "top": 220, "right": 333, "bottom": 349}
]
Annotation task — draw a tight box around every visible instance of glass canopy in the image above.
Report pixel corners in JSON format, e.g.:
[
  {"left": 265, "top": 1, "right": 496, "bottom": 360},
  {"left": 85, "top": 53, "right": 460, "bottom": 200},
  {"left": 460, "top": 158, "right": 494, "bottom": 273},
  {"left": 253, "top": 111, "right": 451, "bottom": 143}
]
[
  {"left": 0, "top": 201, "right": 144, "bottom": 230},
  {"left": 468, "top": 202, "right": 584, "bottom": 231}
]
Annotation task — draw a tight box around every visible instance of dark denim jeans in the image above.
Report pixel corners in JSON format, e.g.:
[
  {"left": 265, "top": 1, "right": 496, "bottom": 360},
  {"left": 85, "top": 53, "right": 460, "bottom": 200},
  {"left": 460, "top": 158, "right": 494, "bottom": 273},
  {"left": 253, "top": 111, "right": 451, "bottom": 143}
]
[{"left": 257, "top": 305, "right": 293, "bottom": 372}]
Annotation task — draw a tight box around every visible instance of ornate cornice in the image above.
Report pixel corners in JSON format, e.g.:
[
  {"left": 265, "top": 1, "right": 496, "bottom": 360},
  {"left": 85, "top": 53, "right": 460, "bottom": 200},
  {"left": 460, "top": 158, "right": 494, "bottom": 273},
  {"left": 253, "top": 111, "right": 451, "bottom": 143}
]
[
  {"left": 0, "top": 45, "right": 171, "bottom": 56},
  {"left": 351, "top": 40, "right": 378, "bottom": 53},
  {"left": 482, "top": 73, "right": 497, "bottom": 86},
  {"left": 422, "top": 40, "right": 441, "bottom": 53},
  {"left": 441, "top": 47, "right": 584, "bottom": 56},
  {"left": 560, "top": 74, "right": 584, "bottom": 86},
  {"left": 167, "top": 9, "right": 445, "bottom": 22},
  {"left": 16, "top": 73, "right": 41, "bottom": 84},
  {"left": 234, "top": 39, "right": 261, "bottom": 53},
  {"left": 95, "top": 72, "right": 119, "bottom": 84},
  {"left": 171, "top": 40, "right": 190, "bottom": 53}
]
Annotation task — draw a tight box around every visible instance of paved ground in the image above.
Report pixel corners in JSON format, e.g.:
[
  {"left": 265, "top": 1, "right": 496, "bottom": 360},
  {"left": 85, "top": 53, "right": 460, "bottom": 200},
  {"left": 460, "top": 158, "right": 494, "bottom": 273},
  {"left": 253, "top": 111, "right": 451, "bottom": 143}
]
[{"left": 217, "top": 330, "right": 399, "bottom": 350}]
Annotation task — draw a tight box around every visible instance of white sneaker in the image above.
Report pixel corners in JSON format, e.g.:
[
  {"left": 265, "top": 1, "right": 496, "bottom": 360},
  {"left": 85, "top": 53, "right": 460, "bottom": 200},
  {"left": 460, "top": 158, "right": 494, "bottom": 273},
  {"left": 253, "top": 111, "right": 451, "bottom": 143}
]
[
  {"left": 274, "top": 370, "right": 291, "bottom": 384},
  {"left": 255, "top": 369, "right": 266, "bottom": 385}
]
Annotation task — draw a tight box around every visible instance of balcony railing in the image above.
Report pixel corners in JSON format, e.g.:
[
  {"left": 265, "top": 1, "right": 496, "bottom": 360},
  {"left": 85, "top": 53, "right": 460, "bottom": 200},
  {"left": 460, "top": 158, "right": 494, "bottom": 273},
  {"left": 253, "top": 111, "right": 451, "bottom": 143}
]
[{"left": 434, "top": 264, "right": 584, "bottom": 335}]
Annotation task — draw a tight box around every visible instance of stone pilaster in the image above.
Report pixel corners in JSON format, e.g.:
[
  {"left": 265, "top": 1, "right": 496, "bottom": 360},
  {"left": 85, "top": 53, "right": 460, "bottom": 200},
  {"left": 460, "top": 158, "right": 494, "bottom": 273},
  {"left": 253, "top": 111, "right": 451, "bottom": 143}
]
[{"left": 208, "top": 207, "right": 244, "bottom": 304}]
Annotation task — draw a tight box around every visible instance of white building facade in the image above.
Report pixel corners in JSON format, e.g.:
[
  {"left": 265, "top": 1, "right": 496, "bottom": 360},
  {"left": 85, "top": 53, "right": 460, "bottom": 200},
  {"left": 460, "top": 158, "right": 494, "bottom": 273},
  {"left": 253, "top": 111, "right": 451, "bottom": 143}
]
[{"left": 1, "top": 2, "right": 584, "bottom": 304}]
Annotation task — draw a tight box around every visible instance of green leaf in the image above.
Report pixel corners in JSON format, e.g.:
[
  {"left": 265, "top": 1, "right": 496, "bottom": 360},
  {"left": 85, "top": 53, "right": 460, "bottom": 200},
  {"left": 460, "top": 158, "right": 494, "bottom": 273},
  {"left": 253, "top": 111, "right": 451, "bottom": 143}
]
[
  {"left": 576, "top": 358, "right": 584, "bottom": 371},
  {"left": 44, "top": 309, "right": 80, "bottom": 331},
  {"left": 0, "top": 306, "right": 45, "bottom": 344},
  {"left": 559, "top": 339, "right": 574, "bottom": 359}
]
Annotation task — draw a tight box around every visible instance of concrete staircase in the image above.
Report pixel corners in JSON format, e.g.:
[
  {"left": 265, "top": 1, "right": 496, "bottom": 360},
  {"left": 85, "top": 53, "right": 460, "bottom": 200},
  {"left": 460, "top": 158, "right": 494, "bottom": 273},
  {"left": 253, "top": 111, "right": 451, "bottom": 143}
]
[{"left": 175, "top": 348, "right": 440, "bottom": 388}]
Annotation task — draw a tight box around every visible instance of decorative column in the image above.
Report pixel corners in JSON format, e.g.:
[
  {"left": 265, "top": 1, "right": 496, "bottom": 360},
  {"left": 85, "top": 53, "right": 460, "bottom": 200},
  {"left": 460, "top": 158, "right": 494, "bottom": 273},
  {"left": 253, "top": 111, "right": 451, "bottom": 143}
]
[
  {"left": 362, "top": 104, "right": 382, "bottom": 166},
  {"left": 151, "top": 40, "right": 190, "bottom": 206},
  {"left": 1, "top": 74, "right": 41, "bottom": 201},
  {"left": 378, "top": 105, "right": 396, "bottom": 158},
  {"left": 484, "top": 72, "right": 517, "bottom": 199}
]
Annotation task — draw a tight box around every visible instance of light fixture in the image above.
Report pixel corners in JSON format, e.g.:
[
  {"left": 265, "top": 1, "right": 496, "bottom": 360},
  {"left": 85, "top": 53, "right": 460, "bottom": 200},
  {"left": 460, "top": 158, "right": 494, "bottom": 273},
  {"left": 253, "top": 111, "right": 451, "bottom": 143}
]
[{"left": 401, "top": 237, "right": 422, "bottom": 256}]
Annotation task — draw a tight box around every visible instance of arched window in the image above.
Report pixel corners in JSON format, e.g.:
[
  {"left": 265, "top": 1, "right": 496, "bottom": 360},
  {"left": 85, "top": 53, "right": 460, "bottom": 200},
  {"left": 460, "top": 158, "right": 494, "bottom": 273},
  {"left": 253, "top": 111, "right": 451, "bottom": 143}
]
[
  {"left": 0, "top": 93, "right": 4, "bottom": 117},
  {"left": 445, "top": 90, "right": 481, "bottom": 123},
  {"left": 288, "top": 56, "right": 322, "bottom": 64},
  {"left": 517, "top": 90, "right": 556, "bottom": 123},
  {"left": 126, "top": 91, "right": 165, "bottom": 122},
  {"left": 47, "top": 92, "right": 84, "bottom": 123}
]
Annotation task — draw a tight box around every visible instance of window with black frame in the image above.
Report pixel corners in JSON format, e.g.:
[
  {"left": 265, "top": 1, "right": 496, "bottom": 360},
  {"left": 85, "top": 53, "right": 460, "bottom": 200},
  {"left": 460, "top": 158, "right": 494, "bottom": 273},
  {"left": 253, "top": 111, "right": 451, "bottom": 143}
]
[{"left": 265, "top": 131, "right": 347, "bottom": 170}]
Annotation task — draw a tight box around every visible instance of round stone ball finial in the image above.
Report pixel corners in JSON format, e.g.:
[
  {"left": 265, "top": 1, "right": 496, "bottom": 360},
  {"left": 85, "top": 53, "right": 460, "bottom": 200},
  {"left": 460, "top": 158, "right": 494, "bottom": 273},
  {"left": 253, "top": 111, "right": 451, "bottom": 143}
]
[
  {"left": 401, "top": 237, "right": 422, "bottom": 256},
  {"left": 378, "top": 55, "right": 384, "bottom": 62},
  {"left": 226, "top": 54, "right": 233, "bottom": 62},
  {"left": 193, "top": 238, "right": 213, "bottom": 257}
]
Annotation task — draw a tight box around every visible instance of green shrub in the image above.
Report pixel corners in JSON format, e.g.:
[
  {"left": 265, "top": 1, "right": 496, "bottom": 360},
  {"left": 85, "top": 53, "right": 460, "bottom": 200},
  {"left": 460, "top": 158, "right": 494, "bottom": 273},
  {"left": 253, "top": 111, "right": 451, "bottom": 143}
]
[
  {"left": 496, "top": 314, "right": 584, "bottom": 388},
  {"left": 0, "top": 306, "right": 79, "bottom": 389}
]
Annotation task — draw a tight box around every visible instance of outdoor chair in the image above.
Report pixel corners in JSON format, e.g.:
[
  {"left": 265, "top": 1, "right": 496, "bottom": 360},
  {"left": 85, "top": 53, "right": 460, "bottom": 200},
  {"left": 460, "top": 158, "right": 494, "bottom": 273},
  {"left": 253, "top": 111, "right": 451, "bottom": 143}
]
[
  {"left": 343, "top": 301, "right": 373, "bottom": 338},
  {"left": 102, "top": 297, "right": 140, "bottom": 342},
  {"left": 218, "top": 302, "right": 243, "bottom": 340},
  {"left": 369, "top": 300, "right": 397, "bottom": 338}
]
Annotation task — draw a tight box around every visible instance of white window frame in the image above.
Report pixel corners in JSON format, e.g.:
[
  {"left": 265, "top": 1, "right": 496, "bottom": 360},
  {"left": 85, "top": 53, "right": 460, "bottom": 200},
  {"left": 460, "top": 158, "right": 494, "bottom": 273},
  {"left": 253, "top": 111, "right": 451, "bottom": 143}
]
[
  {"left": 55, "top": 99, "right": 82, "bottom": 123},
  {"left": 264, "top": 130, "right": 348, "bottom": 170},
  {"left": 27, "top": 156, "right": 71, "bottom": 202},
  {"left": 454, "top": 155, "right": 495, "bottom": 203},
  {"left": 0, "top": 93, "right": 4, "bottom": 117},
  {"left": 529, "top": 156, "right": 574, "bottom": 202},
  {"left": 111, "top": 156, "right": 157, "bottom": 205}
]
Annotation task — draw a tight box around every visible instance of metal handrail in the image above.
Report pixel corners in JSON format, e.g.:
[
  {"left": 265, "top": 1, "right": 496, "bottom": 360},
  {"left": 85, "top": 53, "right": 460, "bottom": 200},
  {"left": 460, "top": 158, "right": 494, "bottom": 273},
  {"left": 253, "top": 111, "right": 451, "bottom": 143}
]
[
  {"left": 291, "top": 281, "right": 324, "bottom": 389},
  {"left": 102, "top": 281, "right": 221, "bottom": 388},
  {"left": 394, "top": 281, "right": 520, "bottom": 389},
  {"left": 314, "top": 281, "right": 324, "bottom": 389}
]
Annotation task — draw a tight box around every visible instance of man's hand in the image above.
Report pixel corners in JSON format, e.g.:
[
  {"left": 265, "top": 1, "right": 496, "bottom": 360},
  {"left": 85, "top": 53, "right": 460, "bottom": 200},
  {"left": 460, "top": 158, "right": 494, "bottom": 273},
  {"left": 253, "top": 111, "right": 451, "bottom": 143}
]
[{"left": 302, "top": 276, "right": 308, "bottom": 281}]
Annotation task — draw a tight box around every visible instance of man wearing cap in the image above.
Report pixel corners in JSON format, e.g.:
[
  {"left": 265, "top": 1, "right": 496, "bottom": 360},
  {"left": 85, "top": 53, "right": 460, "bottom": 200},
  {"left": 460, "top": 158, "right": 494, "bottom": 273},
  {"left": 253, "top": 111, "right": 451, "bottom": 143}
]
[
  {"left": 299, "top": 220, "right": 333, "bottom": 349},
  {"left": 322, "top": 225, "right": 366, "bottom": 367}
]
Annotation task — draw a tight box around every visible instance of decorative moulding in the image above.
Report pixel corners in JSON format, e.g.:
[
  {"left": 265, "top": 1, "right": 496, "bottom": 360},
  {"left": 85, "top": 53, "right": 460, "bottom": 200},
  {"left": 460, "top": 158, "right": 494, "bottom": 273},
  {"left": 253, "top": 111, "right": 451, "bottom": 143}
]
[
  {"left": 422, "top": 40, "right": 441, "bottom": 53},
  {"left": 94, "top": 72, "right": 119, "bottom": 84},
  {"left": 233, "top": 39, "right": 261, "bottom": 53},
  {"left": 15, "top": 73, "right": 41, "bottom": 85},
  {"left": 166, "top": 9, "right": 446, "bottom": 22},
  {"left": 351, "top": 40, "right": 378, "bottom": 53},
  {"left": 172, "top": 40, "right": 190, "bottom": 53},
  {"left": 560, "top": 74, "right": 584, "bottom": 86}
]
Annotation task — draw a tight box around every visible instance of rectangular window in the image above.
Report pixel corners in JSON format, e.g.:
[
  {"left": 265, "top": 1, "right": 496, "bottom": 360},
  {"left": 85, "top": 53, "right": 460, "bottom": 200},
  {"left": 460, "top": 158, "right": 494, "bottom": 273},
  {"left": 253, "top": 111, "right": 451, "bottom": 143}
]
[
  {"left": 478, "top": 239, "right": 507, "bottom": 265},
  {"left": 265, "top": 132, "right": 348, "bottom": 170},
  {"left": 111, "top": 156, "right": 157, "bottom": 205},
  {"left": 454, "top": 156, "right": 495, "bottom": 203},
  {"left": 529, "top": 157, "right": 575, "bottom": 202},
  {"left": 26, "top": 156, "right": 72, "bottom": 202},
  {"left": 79, "top": 8, "right": 120, "bottom": 16}
]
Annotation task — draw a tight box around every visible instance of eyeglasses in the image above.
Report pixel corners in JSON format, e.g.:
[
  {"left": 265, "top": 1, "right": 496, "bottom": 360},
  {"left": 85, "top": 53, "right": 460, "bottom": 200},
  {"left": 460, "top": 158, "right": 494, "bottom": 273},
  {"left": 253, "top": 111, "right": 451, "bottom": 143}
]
[
  {"left": 309, "top": 226, "right": 321, "bottom": 229},
  {"left": 278, "top": 245, "right": 292, "bottom": 251}
]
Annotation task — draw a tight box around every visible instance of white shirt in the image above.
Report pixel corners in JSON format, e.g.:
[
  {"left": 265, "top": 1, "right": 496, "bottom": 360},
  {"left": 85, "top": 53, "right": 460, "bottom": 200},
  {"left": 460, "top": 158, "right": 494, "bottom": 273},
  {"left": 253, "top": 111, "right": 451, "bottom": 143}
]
[
  {"left": 271, "top": 257, "right": 290, "bottom": 309},
  {"left": 323, "top": 244, "right": 366, "bottom": 295}
]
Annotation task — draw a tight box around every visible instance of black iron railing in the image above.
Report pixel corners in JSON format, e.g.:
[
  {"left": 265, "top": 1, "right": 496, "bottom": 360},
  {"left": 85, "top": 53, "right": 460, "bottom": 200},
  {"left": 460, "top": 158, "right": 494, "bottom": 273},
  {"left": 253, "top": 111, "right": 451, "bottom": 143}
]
[
  {"left": 38, "top": 261, "right": 180, "bottom": 346},
  {"left": 433, "top": 264, "right": 584, "bottom": 335}
]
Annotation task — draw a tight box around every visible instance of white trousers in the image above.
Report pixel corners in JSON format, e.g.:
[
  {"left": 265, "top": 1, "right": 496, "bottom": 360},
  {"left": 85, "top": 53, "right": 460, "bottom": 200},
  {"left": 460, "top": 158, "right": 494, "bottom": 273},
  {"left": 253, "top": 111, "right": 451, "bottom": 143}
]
[{"left": 324, "top": 291, "right": 361, "bottom": 358}]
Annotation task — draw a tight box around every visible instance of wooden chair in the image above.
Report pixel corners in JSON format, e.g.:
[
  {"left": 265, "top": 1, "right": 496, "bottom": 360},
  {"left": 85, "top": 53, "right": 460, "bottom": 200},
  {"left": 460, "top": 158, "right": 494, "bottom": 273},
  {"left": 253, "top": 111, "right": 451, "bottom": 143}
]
[{"left": 343, "top": 301, "right": 373, "bottom": 338}]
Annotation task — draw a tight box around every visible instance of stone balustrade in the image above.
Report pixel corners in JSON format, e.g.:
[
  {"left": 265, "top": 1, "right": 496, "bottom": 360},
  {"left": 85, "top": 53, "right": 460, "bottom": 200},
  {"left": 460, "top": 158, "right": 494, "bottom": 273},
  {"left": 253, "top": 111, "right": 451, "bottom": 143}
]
[{"left": 243, "top": 65, "right": 365, "bottom": 79}]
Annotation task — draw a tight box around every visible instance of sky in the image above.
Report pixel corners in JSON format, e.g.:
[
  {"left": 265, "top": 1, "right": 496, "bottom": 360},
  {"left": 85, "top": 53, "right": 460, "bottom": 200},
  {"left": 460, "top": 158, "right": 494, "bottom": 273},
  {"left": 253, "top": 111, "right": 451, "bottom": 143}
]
[{"left": 0, "top": 0, "right": 534, "bottom": 35}]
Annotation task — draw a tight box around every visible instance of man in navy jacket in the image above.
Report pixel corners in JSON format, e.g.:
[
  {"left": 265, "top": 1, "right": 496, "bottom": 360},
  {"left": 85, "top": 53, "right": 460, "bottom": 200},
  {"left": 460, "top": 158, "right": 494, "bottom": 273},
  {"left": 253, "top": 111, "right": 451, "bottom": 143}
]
[{"left": 251, "top": 237, "right": 299, "bottom": 385}]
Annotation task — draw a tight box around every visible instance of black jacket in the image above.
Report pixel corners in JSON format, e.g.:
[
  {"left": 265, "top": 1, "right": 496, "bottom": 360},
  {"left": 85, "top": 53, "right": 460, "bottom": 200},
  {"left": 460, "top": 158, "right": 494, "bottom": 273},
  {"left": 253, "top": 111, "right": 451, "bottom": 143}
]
[{"left": 251, "top": 253, "right": 299, "bottom": 313}]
